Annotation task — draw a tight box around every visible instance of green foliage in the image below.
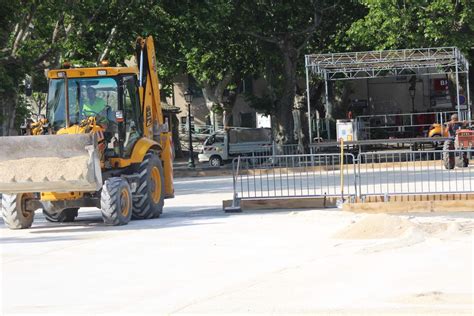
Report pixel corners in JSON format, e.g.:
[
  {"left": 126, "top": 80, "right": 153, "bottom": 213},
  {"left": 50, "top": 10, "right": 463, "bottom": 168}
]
[
  {"left": 1, "top": 0, "right": 472, "bottom": 137},
  {"left": 244, "top": 92, "right": 274, "bottom": 115},
  {"left": 237, "top": 1, "right": 365, "bottom": 103},
  {"left": 163, "top": 0, "right": 258, "bottom": 91},
  {"left": 14, "top": 94, "right": 31, "bottom": 128},
  {"left": 347, "top": 0, "right": 474, "bottom": 51}
]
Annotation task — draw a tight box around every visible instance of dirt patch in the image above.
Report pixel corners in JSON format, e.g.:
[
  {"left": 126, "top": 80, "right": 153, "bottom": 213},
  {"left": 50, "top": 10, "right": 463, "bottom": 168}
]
[
  {"left": 334, "top": 214, "right": 415, "bottom": 239},
  {"left": 334, "top": 213, "right": 474, "bottom": 241},
  {"left": 393, "top": 291, "right": 473, "bottom": 306}
]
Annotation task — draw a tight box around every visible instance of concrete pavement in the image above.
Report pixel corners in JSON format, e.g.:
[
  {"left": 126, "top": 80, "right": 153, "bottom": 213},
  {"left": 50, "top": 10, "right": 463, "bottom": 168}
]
[{"left": 1, "top": 176, "right": 473, "bottom": 315}]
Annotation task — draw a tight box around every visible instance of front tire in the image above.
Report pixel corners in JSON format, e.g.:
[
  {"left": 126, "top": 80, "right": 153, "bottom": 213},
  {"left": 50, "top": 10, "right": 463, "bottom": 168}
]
[
  {"left": 100, "top": 178, "right": 132, "bottom": 226},
  {"left": 209, "top": 155, "right": 222, "bottom": 167},
  {"left": 43, "top": 208, "right": 78, "bottom": 223},
  {"left": 132, "top": 152, "right": 165, "bottom": 219},
  {"left": 1, "top": 194, "right": 35, "bottom": 229}
]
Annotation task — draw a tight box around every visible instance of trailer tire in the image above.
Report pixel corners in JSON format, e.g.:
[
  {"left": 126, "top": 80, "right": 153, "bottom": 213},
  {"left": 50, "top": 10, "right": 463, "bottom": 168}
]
[
  {"left": 43, "top": 208, "right": 78, "bottom": 223},
  {"left": 442, "top": 140, "right": 455, "bottom": 169},
  {"left": 1, "top": 194, "right": 34, "bottom": 229},
  {"left": 100, "top": 177, "right": 132, "bottom": 226},
  {"left": 132, "top": 152, "right": 165, "bottom": 219},
  {"left": 209, "top": 155, "right": 222, "bottom": 167},
  {"left": 456, "top": 154, "right": 469, "bottom": 168}
]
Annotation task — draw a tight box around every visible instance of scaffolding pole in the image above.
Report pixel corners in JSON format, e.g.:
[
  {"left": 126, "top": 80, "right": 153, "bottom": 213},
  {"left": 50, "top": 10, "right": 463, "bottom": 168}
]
[
  {"left": 305, "top": 62, "right": 312, "bottom": 143},
  {"left": 455, "top": 53, "right": 461, "bottom": 120},
  {"left": 324, "top": 71, "right": 331, "bottom": 140},
  {"left": 467, "top": 62, "right": 472, "bottom": 124}
]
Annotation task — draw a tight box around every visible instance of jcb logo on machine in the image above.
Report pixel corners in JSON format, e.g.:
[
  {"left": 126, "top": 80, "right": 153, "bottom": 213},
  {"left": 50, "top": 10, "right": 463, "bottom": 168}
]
[{"left": 146, "top": 106, "right": 152, "bottom": 126}]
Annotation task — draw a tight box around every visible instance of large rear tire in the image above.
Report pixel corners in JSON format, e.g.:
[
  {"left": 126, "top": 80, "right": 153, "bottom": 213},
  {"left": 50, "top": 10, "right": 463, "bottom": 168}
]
[
  {"left": 100, "top": 177, "right": 132, "bottom": 226},
  {"left": 442, "top": 140, "right": 455, "bottom": 169},
  {"left": 1, "top": 194, "right": 35, "bottom": 229},
  {"left": 132, "top": 152, "right": 165, "bottom": 219},
  {"left": 43, "top": 208, "right": 78, "bottom": 223}
]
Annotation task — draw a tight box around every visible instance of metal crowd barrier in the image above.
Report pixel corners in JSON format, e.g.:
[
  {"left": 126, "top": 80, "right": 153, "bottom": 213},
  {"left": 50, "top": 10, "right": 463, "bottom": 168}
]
[
  {"left": 227, "top": 149, "right": 474, "bottom": 210},
  {"left": 358, "top": 150, "right": 474, "bottom": 197},
  {"left": 231, "top": 153, "right": 357, "bottom": 200}
]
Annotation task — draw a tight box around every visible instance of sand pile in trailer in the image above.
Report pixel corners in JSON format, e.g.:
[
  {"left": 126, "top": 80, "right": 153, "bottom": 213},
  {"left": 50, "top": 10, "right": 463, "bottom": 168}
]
[
  {"left": 0, "top": 156, "right": 92, "bottom": 182},
  {"left": 334, "top": 214, "right": 415, "bottom": 239}
]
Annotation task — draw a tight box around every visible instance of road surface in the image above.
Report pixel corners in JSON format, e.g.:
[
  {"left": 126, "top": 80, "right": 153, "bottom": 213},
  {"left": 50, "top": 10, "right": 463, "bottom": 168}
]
[{"left": 1, "top": 175, "right": 473, "bottom": 315}]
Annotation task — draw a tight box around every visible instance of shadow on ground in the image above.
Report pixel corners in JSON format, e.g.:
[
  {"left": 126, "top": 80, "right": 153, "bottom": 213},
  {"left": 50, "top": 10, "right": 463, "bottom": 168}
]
[{"left": 0, "top": 204, "right": 320, "bottom": 244}]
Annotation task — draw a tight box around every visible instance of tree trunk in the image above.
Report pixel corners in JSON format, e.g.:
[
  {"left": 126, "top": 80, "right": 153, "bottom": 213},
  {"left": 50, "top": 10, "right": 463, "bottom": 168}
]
[
  {"left": 274, "top": 42, "right": 298, "bottom": 145},
  {"left": 201, "top": 73, "right": 236, "bottom": 130}
]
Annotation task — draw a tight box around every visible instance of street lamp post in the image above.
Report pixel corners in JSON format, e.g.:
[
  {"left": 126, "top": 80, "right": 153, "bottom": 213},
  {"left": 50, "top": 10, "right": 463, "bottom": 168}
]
[{"left": 184, "top": 89, "right": 195, "bottom": 168}]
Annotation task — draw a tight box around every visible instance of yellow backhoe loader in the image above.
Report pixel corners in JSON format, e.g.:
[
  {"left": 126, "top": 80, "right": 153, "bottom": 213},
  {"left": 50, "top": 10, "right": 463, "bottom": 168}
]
[{"left": 0, "top": 36, "right": 174, "bottom": 229}]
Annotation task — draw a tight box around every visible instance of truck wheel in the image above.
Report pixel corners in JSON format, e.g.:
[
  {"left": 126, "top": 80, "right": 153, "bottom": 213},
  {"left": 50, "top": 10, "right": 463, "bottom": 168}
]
[
  {"left": 1, "top": 194, "right": 35, "bottom": 229},
  {"left": 209, "top": 155, "right": 222, "bottom": 167},
  {"left": 43, "top": 208, "right": 78, "bottom": 223},
  {"left": 100, "top": 177, "right": 132, "bottom": 226},
  {"left": 132, "top": 152, "right": 164, "bottom": 219},
  {"left": 442, "top": 140, "right": 455, "bottom": 169},
  {"left": 462, "top": 153, "right": 469, "bottom": 168}
]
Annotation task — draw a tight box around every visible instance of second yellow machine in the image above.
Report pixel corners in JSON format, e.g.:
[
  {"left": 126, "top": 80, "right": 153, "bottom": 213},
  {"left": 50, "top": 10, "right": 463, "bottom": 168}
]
[{"left": 0, "top": 36, "right": 174, "bottom": 229}]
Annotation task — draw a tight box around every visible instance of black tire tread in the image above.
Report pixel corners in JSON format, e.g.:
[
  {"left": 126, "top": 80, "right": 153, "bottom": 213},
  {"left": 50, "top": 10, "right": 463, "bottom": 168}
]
[
  {"left": 1, "top": 194, "right": 34, "bottom": 229},
  {"left": 132, "top": 152, "right": 164, "bottom": 219},
  {"left": 209, "top": 155, "right": 222, "bottom": 167},
  {"left": 43, "top": 208, "right": 78, "bottom": 223},
  {"left": 100, "top": 178, "right": 132, "bottom": 226}
]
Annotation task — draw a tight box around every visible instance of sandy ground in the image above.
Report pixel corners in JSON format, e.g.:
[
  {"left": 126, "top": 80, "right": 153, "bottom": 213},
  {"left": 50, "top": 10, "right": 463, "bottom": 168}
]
[{"left": 1, "top": 175, "right": 473, "bottom": 315}]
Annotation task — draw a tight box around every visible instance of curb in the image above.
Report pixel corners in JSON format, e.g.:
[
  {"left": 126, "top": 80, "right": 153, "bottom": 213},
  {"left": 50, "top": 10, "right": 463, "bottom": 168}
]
[
  {"left": 174, "top": 168, "right": 233, "bottom": 178},
  {"left": 222, "top": 197, "right": 339, "bottom": 211}
]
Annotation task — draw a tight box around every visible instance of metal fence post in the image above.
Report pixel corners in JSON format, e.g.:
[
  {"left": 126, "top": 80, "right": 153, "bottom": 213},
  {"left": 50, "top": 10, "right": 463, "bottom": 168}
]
[
  {"left": 225, "top": 156, "right": 242, "bottom": 212},
  {"left": 340, "top": 139, "right": 345, "bottom": 201}
]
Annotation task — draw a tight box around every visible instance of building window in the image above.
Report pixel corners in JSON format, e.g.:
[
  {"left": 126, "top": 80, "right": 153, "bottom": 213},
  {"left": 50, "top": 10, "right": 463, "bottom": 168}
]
[
  {"left": 240, "top": 112, "right": 255, "bottom": 128},
  {"left": 238, "top": 76, "right": 253, "bottom": 94}
]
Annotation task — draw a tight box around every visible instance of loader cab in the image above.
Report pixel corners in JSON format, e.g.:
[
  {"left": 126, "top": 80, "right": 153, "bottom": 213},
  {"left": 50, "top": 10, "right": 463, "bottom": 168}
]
[{"left": 46, "top": 68, "right": 143, "bottom": 160}]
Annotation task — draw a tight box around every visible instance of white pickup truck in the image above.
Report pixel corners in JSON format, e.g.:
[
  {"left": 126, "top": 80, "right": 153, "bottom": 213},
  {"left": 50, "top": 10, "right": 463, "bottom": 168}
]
[{"left": 198, "top": 128, "right": 273, "bottom": 167}]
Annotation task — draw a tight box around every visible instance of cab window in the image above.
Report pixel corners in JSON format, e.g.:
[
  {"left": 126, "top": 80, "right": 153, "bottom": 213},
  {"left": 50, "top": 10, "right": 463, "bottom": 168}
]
[{"left": 122, "top": 76, "right": 142, "bottom": 157}]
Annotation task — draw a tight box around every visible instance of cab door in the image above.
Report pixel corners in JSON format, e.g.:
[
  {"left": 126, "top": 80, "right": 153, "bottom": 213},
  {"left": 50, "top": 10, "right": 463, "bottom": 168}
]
[{"left": 121, "top": 75, "right": 143, "bottom": 158}]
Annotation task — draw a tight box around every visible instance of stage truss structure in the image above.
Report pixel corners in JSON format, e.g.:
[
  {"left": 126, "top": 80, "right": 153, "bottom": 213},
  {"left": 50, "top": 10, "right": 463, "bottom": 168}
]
[{"left": 305, "top": 47, "right": 471, "bottom": 142}]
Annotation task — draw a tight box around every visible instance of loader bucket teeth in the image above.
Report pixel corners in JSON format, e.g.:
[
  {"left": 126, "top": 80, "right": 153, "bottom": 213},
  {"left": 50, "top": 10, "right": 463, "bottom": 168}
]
[{"left": 0, "top": 134, "right": 102, "bottom": 194}]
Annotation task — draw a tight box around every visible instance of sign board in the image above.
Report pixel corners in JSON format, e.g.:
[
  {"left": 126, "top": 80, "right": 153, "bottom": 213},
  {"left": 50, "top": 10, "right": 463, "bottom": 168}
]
[{"left": 256, "top": 113, "right": 271, "bottom": 128}]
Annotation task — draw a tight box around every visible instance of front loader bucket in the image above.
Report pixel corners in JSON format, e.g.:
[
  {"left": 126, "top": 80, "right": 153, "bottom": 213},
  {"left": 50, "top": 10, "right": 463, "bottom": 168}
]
[{"left": 0, "top": 134, "right": 102, "bottom": 194}]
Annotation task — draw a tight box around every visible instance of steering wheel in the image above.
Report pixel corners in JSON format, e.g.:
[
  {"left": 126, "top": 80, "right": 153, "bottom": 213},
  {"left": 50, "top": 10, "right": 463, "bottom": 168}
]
[{"left": 84, "top": 108, "right": 113, "bottom": 120}]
